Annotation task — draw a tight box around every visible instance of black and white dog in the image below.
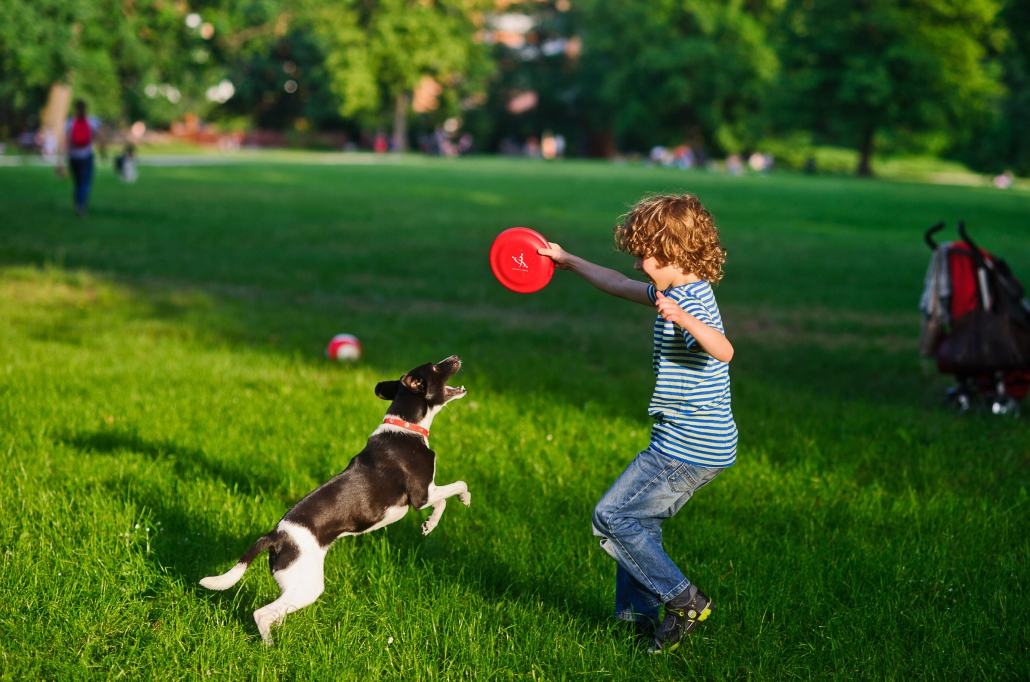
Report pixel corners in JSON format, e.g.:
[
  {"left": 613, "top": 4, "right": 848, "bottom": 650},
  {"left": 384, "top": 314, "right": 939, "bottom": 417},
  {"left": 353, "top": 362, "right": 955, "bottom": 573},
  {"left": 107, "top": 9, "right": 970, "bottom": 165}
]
[{"left": 199, "top": 355, "right": 470, "bottom": 644}]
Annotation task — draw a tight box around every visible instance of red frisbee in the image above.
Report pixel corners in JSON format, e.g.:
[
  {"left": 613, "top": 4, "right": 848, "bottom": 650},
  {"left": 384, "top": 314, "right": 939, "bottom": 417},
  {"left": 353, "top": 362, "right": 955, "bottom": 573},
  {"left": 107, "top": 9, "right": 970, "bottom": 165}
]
[{"left": 490, "top": 227, "right": 555, "bottom": 294}]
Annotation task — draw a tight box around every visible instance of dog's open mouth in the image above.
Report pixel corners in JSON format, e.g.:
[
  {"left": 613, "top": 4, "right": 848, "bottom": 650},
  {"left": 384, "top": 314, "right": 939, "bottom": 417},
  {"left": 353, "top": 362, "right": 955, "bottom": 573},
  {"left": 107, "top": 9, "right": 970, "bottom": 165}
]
[
  {"left": 444, "top": 385, "right": 467, "bottom": 400},
  {"left": 438, "top": 356, "right": 464, "bottom": 401}
]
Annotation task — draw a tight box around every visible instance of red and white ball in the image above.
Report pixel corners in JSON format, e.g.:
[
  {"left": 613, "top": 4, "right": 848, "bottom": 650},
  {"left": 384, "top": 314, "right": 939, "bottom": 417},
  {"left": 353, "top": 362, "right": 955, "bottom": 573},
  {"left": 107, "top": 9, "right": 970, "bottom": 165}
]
[{"left": 326, "top": 334, "right": 361, "bottom": 361}]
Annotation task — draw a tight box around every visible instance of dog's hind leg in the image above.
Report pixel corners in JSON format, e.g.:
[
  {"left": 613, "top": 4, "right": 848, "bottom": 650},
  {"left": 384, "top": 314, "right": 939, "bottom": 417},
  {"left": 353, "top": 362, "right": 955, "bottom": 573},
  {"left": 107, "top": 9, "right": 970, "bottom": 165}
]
[
  {"left": 420, "top": 481, "right": 471, "bottom": 535},
  {"left": 254, "top": 523, "right": 327, "bottom": 645},
  {"left": 253, "top": 575, "right": 324, "bottom": 645}
]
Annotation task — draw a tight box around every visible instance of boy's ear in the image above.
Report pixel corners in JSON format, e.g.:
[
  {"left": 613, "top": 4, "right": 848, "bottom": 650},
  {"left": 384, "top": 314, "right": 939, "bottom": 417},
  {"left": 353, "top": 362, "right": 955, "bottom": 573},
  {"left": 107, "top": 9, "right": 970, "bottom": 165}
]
[
  {"left": 374, "top": 380, "right": 400, "bottom": 401},
  {"left": 401, "top": 374, "right": 425, "bottom": 395}
]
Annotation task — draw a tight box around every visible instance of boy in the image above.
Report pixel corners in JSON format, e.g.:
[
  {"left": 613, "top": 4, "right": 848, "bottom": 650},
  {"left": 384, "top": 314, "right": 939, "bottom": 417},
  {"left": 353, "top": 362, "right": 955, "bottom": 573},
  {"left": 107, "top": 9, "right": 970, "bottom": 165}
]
[{"left": 538, "top": 193, "right": 737, "bottom": 654}]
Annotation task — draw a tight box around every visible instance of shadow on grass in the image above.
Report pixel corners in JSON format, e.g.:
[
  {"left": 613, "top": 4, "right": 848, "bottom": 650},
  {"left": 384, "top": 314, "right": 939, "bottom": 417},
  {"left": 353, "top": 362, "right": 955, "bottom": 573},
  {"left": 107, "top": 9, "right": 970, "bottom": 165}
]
[
  {"left": 62, "top": 428, "right": 610, "bottom": 641},
  {"left": 63, "top": 429, "right": 286, "bottom": 498},
  {"left": 0, "top": 162, "right": 984, "bottom": 422}
]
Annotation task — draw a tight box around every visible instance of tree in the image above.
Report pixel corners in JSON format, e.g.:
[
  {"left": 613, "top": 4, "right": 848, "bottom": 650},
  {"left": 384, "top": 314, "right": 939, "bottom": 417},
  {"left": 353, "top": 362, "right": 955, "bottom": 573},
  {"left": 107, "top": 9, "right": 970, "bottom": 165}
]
[
  {"left": 775, "top": 0, "right": 1005, "bottom": 175},
  {"left": 0, "top": 0, "right": 290, "bottom": 136},
  {"left": 306, "top": 0, "right": 493, "bottom": 151},
  {"left": 573, "top": 0, "right": 778, "bottom": 155},
  {"left": 958, "top": 0, "right": 1030, "bottom": 174},
  {"left": 0, "top": 0, "right": 125, "bottom": 134}
]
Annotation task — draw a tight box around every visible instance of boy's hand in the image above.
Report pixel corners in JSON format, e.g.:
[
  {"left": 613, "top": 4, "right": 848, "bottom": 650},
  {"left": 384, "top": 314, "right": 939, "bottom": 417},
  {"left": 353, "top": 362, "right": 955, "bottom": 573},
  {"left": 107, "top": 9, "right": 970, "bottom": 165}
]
[
  {"left": 655, "top": 290, "right": 735, "bottom": 361},
  {"left": 655, "top": 291, "right": 688, "bottom": 327},
  {"left": 537, "top": 242, "right": 573, "bottom": 270}
]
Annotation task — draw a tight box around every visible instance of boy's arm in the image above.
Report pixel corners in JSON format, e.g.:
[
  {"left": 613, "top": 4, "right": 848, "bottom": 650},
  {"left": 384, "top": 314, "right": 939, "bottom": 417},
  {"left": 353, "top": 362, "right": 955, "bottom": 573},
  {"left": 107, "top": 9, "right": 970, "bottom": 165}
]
[
  {"left": 655, "top": 291, "right": 734, "bottom": 362},
  {"left": 538, "top": 243, "right": 652, "bottom": 306}
]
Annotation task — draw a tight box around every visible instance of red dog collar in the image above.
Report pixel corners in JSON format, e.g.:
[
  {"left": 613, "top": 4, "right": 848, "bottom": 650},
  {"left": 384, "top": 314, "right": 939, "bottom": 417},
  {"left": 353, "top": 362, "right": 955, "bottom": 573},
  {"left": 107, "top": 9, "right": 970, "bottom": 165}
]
[{"left": 383, "top": 416, "right": 429, "bottom": 437}]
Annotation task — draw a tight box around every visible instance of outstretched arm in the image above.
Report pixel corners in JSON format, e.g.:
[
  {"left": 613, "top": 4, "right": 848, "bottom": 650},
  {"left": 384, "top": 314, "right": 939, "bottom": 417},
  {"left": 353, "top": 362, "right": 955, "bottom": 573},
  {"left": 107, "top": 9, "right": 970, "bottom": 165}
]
[
  {"left": 538, "top": 242, "right": 652, "bottom": 306},
  {"left": 655, "top": 291, "right": 734, "bottom": 362}
]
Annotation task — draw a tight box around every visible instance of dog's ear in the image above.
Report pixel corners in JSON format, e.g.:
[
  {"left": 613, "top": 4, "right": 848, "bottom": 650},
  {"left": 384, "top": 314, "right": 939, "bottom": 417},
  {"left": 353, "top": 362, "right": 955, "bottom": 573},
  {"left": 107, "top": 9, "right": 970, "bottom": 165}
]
[
  {"left": 374, "top": 380, "right": 401, "bottom": 401},
  {"left": 401, "top": 374, "right": 426, "bottom": 395}
]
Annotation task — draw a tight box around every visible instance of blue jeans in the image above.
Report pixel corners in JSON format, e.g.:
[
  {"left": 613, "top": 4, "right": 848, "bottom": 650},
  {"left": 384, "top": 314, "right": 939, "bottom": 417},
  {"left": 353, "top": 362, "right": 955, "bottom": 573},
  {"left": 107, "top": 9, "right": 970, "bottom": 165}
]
[
  {"left": 592, "top": 448, "right": 721, "bottom": 623},
  {"left": 69, "top": 155, "right": 94, "bottom": 210}
]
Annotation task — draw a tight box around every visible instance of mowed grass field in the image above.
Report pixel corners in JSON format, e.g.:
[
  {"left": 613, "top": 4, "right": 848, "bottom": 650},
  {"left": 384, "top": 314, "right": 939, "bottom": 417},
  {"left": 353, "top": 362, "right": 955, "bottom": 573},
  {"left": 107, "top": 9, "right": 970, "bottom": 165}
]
[{"left": 1, "top": 157, "right": 1028, "bottom": 680}]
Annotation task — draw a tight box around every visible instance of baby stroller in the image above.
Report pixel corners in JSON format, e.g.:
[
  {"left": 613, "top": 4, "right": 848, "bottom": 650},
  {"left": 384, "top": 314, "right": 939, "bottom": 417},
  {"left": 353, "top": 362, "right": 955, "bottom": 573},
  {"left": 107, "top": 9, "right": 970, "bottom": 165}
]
[{"left": 920, "top": 221, "right": 1030, "bottom": 416}]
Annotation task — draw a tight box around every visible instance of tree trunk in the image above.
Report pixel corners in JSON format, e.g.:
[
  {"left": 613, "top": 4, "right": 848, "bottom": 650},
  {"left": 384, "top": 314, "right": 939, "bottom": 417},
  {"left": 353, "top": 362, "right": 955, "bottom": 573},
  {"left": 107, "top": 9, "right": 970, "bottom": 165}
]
[
  {"left": 40, "top": 82, "right": 73, "bottom": 159},
  {"left": 586, "top": 128, "right": 616, "bottom": 158},
  {"left": 857, "top": 124, "right": 875, "bottom": 177},
  {"left": 392, "top": 92, "right": 409, "bottom": 153}
]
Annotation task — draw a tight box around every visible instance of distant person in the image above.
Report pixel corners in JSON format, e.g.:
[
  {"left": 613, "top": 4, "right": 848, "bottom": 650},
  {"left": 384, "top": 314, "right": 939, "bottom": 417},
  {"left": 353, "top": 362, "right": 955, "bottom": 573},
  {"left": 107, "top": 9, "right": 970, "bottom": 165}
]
[
  {"left": 62, "top": 100, "right": 101, "bottom": 216},
  {"left": 993, "top": 171, "right": 1014, "bottom": 189},
  {"left": 115, "top": 143, "right": 138, "bottom": 183},
  {"left": 541, "top": 131, "right": 557, "bottom": 159},
  {"left": 673, "top": 145, "right": 694, "bottom": 169},
  {"left": 726, "top": 154, "right": 744, "bottom": 176},
  {"left": 539, "top": 194, "right": 736, "bottom": 654},
  {"left": 525, "top": 136, "right": 541, "bottom": 158},
  {"left": 553, "top": 133, "right": 566, "bottom": 158},
  {"left": 41, "top": 129, "right": 59, "bottom": 165}
]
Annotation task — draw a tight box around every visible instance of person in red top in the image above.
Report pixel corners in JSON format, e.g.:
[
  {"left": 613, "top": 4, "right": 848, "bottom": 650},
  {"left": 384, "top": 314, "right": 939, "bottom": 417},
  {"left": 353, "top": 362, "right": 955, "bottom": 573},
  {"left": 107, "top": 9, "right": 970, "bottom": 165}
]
[{"left": 62, "top": 100, "right": 101, "bottom": 217}]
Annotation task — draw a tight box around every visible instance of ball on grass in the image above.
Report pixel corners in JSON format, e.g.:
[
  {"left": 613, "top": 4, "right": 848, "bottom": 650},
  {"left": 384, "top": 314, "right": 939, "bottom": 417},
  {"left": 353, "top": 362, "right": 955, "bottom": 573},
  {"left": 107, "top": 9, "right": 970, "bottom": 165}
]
[{"left": 326, "top": 334, "right": 361, "bottom": 361}]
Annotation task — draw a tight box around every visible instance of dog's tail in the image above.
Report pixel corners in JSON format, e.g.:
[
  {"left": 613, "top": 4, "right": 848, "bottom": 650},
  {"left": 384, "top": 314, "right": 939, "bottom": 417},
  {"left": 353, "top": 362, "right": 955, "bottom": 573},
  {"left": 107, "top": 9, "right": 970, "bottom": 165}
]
[{"left": 199, "top": 531, "right": 280, "bottom": 591}]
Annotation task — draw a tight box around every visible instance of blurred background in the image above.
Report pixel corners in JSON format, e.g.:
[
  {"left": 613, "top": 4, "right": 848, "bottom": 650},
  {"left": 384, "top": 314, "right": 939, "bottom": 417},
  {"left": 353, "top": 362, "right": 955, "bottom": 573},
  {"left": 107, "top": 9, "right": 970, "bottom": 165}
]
[{"left": 1, "top": 0, "right": 1028, "bottom": 180}]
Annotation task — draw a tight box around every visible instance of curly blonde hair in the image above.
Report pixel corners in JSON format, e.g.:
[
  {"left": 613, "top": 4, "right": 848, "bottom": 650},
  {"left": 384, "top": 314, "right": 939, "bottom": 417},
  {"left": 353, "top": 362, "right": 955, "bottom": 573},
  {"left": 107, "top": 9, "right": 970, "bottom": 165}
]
[{"left": 613, "top": 193, "right": 726, "bottom": 283}]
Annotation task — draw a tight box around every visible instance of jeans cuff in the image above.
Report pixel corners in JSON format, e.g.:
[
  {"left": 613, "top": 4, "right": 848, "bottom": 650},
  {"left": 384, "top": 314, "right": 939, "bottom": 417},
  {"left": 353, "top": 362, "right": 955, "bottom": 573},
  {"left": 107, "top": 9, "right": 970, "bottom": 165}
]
[
  {"left": 615, "top": 609, "right": 657, "bottom": 622},
  {"left": 660, "top": 578, "right": 691, "bottom": 604}
]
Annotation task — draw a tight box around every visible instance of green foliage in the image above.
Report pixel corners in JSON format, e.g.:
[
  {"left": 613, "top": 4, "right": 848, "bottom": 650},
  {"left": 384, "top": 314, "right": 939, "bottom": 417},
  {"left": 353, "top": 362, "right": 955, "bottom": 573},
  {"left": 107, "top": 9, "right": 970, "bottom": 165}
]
[
  {"left": 756, "top": 134, "right": 861, "bottom": 174},
  {"left": 1, "top": 158, "right": 1029, "bottom": 678},
  {"left": 959, "top": 0, "right": 1030, "bottom": 175},
  {"left": 575, "top": 0, "right": 778, "bottom": 153},
  {"left": 1, "top": 0, "right": 1027, "bottom": 173},
  {"left": 0, "top": 0, "right": 291, "bottom": 129},
  {"left": 220, "top": 28, "right": 350, "bottom": 132},
  {"left": 0, "top": 0, "right": 131, "bottom": 120},
  {"left": 304, "top": 0, "right": 493, "bottom": 128},
  {"left": 773, "top": 0, "right": 1007, "bottom": 174}
]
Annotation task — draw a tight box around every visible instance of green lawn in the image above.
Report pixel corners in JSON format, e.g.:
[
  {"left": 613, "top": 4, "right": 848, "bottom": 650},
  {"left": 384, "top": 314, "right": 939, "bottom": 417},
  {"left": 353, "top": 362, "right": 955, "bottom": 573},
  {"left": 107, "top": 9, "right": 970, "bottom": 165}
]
[{"left": 1, "top": 158, "right": 1028, "bottom": 680}]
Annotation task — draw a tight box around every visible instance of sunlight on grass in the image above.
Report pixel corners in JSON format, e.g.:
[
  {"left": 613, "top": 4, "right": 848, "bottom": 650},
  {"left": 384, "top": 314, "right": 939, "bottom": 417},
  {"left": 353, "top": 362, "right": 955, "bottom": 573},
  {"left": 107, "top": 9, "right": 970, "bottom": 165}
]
[{"left": 0, "top": 161, "right": 1028, "bottom": 680}]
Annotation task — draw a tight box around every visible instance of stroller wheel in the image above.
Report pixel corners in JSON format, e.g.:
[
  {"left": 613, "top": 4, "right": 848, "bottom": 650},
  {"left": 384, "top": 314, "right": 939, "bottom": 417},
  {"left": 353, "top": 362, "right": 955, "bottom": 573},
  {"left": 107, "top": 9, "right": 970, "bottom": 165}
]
[
  {"left": 944, "top": 387, "right": 974, "bottom": 413},
  {"left": 989, "top": 396, "right": 1020, "bottom": 418}
]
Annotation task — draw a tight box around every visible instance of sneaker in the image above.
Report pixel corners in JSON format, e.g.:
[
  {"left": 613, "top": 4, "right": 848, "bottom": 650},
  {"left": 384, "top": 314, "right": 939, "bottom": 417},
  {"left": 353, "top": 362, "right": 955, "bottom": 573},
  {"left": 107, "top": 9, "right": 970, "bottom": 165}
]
[{"left": 648, "top": 585, "right": 712, "bottom": 654}]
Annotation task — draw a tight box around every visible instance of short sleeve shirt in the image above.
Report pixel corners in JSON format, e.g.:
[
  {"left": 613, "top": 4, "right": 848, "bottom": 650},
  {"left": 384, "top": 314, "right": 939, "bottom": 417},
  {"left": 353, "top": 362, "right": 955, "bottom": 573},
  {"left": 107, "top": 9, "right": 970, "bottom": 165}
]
[
  {"left": 645, "top": 281, "right": 737, "bottom": 467},
  {"left": 66, "top": 116, "right": 101, "bottom": 159}
]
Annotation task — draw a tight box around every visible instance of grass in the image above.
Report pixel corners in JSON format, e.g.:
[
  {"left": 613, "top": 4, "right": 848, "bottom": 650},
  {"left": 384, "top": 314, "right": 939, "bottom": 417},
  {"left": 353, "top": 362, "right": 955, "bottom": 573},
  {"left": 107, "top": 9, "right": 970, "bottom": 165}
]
[{"left": 0, "top": 157, "right": 1028, "bottom": 680}]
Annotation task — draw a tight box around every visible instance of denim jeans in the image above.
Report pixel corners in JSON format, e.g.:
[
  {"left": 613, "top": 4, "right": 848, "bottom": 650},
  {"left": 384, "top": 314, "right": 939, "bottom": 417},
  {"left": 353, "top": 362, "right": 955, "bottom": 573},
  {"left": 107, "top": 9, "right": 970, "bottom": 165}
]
[
  {"left": 69, "top": 155, "right": 94, "bottom": 210},
  {"left": 592, "top": 448, "right": 721, "bottom": 623}
]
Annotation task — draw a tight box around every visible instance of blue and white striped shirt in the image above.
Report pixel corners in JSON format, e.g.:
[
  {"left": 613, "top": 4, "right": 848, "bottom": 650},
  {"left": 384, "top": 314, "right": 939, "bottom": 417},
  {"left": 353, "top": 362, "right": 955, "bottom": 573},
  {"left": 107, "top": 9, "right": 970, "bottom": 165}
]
[{"left": 646, "top": 281, "right": 737, "bottom": 467}]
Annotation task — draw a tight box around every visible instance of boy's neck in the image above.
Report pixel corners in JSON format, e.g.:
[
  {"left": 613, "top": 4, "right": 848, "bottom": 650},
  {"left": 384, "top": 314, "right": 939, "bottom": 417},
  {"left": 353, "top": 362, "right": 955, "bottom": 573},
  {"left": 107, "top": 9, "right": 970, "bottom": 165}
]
[{"left": 661, "top": 271, "right": 701, "bottom": 289}]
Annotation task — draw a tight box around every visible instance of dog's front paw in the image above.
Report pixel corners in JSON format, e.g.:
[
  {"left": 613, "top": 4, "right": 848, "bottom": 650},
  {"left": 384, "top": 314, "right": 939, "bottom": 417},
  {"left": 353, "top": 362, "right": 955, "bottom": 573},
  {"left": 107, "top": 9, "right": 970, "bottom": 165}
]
[
  {"left": 422, "top": 519, "right": 437, "bottom": 535},
  {"left": 459, "top": 491, "right": 471, "bottom": 507}
]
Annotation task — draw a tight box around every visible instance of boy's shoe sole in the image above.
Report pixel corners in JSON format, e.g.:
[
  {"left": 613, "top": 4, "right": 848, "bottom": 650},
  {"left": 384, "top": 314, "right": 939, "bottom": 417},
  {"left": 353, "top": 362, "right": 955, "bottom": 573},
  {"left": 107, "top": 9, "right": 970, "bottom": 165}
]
[{"left": 648, "top": 590, "right": 712, "bottom": 654}]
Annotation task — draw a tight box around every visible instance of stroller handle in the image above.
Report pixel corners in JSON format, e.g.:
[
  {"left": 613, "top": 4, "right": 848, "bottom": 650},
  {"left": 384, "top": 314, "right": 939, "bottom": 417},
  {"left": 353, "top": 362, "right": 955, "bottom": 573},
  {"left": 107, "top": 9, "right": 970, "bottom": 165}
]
[
  {"left": 957, "top": 220, "right": 982, "bottom": 256},
  {"left": 924, "top": 222, "right": 945, "bottom": 250}
]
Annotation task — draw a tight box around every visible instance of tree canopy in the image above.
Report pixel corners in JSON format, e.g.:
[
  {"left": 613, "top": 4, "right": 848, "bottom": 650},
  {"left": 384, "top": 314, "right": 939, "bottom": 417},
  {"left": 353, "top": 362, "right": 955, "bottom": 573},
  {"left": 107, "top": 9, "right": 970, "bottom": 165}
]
[
  {"left": 305, "top": 0, "right": 492, "bottom": 149},
  {"left": 1, "top": 0, "right": 1027, "bottom": 175},
  {"left": 774, "top": 0, "right": 1005, "bottom": 174},
  {"left": 575, "top": 0, "right": 778, "bottom": 155}
]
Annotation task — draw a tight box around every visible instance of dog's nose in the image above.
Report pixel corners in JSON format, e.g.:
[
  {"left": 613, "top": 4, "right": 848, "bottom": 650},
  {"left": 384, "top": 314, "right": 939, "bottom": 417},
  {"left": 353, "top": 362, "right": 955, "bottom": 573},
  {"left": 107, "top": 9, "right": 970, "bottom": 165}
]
[{"left": 439, "top": 355, "right": 461, "bottom": 371}]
